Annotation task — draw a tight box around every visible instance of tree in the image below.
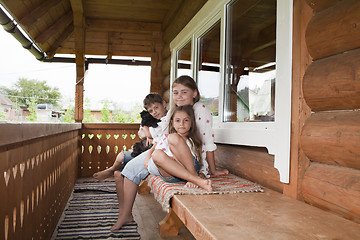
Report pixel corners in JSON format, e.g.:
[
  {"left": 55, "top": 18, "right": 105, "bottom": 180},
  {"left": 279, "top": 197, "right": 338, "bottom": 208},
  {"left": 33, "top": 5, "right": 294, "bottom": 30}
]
[
  {"left": 100, "top": 100, "right": 112, "bottom": 122},
  {"left": 62, "top": 105, "right": 74, "bottom": 123},
  {"left": 83, "top": 98, "right": 95, "bottom": 123},
  {"left": 0, "top": 78, "right": 61, "bottom": 107},
  {"left": 26, "top": 98, "right": 37, "bottom": 121}
]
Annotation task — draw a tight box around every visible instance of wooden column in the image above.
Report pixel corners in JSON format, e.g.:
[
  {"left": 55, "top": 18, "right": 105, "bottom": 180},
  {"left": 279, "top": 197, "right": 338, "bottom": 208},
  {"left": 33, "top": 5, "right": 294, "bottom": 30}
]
[
  {"left": 150, "top": 32, "right": 163, "bottom": 94},
  {"left": 71, "top": 0, "right": 85, "bottom": 122},
  {"left": 282, "top": 0, "right": 312, "bottom": 199}
]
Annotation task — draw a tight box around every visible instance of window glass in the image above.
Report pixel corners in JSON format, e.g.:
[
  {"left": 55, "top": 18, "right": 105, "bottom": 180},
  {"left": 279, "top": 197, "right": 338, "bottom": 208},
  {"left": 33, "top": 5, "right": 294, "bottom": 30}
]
[
  {"left": 176, "top": 41, "right": 192, "bottom": 78},
  {"left": 196, "top": 20, "right": 221, "bottom": 116},
  {"left": 224, "top": 0, "right": 276, "bottom": 122}
]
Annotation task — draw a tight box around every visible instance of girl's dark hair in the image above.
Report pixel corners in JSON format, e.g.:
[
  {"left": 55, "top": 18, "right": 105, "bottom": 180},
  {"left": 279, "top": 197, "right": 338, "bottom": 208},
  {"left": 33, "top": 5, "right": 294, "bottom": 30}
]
[
  {"left": 172, "top": 75, "right": 200, "bottom": 103},
  {"left": 169, "top": 105, "right": 203, "bottom": 165},
  {"left": 143, "top": 93, "right": 164, "bottom": 110}
]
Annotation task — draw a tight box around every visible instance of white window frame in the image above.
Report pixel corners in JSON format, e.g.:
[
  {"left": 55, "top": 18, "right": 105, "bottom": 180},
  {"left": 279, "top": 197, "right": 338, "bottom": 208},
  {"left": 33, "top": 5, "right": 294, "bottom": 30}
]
[{"left": 170, "top": 0, "right": 293, "bottom": 183}]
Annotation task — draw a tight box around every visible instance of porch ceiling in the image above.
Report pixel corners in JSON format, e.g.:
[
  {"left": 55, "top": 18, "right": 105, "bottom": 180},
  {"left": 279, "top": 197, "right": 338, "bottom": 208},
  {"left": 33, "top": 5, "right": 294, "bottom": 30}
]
[{"left": 0, "top": 0, "right": 203, "bottom": 59}]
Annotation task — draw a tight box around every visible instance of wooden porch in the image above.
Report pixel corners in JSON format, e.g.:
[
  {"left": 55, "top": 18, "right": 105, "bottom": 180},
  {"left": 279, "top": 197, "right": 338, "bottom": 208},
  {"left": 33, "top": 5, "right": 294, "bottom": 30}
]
[{"left": 0, "top": 122, "right": 196, "bottom": 240}]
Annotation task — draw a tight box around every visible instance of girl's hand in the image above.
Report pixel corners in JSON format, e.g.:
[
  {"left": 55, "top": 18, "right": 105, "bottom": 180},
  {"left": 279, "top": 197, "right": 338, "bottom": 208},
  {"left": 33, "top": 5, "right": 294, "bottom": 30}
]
[{"left": 211, "top": 168, "right": 229, "bottom": 176}]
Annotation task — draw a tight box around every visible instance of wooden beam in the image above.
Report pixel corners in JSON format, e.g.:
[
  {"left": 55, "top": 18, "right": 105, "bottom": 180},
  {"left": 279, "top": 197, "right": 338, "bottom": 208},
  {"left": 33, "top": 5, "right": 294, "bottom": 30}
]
[
  {"left": 86, "top": 18, "right": 161, "bottom": 32},
  {"left": 70, "top": 0, "right": 85, "bottom": 122},
  {"left": 46, "top": 24, "right": 74, "bottom": 58},
  {"left": 19, "top": 0, "right": 64, "bottom": 26},
  {"left": 35, "top": 11, "right": 72, "bottom": 44},
  {"left": 150, "top": 32, "right": 163, "bottom": 94}
]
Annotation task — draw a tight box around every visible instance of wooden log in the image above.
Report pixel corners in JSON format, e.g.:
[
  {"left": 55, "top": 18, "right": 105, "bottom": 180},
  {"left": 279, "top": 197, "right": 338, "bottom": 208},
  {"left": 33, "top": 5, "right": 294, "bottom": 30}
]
[
  {"left": 303, "top": 48, "right": 360, "bottom": 111},
  {"left": 302, "top": 162, "right": 360, "bottom": 223},
  {"left": 301, "top": 111, "right": 360, "bottom": 170},
  {"left": 162, "top": 56, "right": 171, "bottom": 76},
  {"left": 305, "top": 0, "right": 342, "bottom": 12},
  {"left": 306, "top": 0, "right": 360, "bottom": 60},
  {"left": 214, "top": 144, "right": 283, "bottom": 193},
  {"left": 158, "top": 208, "right": 184, "bottom": 238}
]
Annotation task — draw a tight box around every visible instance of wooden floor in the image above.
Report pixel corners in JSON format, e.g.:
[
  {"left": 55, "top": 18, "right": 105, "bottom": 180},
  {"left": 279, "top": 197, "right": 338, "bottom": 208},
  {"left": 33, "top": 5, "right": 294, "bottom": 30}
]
[{"left": 133, "top": 192, "right": 195, "bottom": 240}]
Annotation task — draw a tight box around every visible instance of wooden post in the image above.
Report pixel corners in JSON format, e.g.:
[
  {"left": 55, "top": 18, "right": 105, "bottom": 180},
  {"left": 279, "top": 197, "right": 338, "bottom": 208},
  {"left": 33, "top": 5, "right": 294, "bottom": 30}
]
[
  {"left": 71, "top": 0, "right": 85, "bottom": 122},
  {"left": 150, "top": 32, "right": 163, "bottom": 94},
  {"left": 158, "top": 208, "right": 184, "bottom": 237}
]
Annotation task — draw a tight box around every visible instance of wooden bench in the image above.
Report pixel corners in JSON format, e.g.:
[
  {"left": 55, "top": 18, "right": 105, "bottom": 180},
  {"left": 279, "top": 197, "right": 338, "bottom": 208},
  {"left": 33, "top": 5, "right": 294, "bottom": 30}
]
[{"left": 139, "top": 179, "right": 360, "bottom": 239}]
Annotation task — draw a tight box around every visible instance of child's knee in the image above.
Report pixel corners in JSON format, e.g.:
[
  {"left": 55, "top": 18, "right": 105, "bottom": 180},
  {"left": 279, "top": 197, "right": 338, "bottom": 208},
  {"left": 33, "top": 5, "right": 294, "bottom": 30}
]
[
  {"left": 152, "top": 149, "right": 165, "bottom": 165},
  {"left": 114, "top": 170, "right": 123, "bottom": 181}
]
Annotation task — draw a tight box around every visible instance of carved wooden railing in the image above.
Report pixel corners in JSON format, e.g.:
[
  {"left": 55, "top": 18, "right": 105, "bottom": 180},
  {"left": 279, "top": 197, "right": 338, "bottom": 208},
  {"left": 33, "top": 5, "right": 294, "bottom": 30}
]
[
  {"left": 79, "top": 123, "right": 141, "bottom": 177},
  {"left": 0, "top": 123, "right": 81, "bottom": 240}
]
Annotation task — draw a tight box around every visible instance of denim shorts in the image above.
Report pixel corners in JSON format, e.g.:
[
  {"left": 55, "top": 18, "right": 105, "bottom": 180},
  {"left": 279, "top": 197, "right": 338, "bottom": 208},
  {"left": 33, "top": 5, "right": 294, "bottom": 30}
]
[
  {"left": 122, "top": 150, "right": 134, "bottom": 168},
  {"left": 121, "top": 150, "right": 149, "bottom": 185},
  {"left": 148, "top": 156, "right": 200, "bottom": 183}
]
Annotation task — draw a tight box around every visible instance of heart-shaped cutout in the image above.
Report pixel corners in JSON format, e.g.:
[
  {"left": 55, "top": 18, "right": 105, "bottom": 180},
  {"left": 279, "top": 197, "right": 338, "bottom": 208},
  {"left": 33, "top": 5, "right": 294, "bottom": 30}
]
[
  {"left": 88, "top": 134, "right": 94, "bottom": 139},
  {"left": 97, "top": 134, "right": 102, "bottom": 139},
  {"left": 4, "top": 169, "right": 11, "bottom": 186},
  {"left": 114, "top": 134, "right": 119, "bottom": 139}
]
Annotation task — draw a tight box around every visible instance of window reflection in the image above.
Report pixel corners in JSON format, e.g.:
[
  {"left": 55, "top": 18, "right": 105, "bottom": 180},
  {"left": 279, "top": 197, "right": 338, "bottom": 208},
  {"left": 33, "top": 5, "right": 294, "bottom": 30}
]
[
  {"left": 224, "top": 0, "right": 276, "bottom": 122},
  {"left": 176, "top": 41, "right": 192, "bottom": 78},
  {"left": 197, "top": 21, "right": 221, "bottom": 116}
]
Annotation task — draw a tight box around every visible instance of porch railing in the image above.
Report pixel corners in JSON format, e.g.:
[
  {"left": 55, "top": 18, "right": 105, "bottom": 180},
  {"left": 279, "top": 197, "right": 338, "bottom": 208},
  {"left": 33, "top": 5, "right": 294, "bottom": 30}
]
[
  {"left": 0, "top": 123, "right": 81, "bottom": 240},
  {"left": 1, "top": 122, "right": 141, "bottom": 240},
  {"left": 79, "top": 123, "right": 141, "bottom": 177}
]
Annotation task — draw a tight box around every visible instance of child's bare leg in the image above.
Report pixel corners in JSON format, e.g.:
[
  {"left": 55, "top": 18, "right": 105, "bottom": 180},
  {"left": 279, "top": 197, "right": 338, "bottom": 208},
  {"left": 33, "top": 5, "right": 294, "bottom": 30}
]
[
  {"left": 93, "top": 152, "right": 124, "bottom": 181},
  {"left": 152, "top": 150, "right": 212, "bottom": 191},
  {"left": 167, "top": 134, "right": 197, "bottom": 175},
  {"left": 113, "top": 170, "right": 124, "bottom": 210},
  {"left": 110, "top": 177, "right": 137, "bottom": 231}
]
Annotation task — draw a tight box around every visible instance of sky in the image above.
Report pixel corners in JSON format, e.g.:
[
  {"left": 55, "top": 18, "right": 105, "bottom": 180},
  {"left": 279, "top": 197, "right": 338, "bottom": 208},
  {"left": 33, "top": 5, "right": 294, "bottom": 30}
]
[{"left": 0, "top": 27, "right": 151, "bottom": 111}]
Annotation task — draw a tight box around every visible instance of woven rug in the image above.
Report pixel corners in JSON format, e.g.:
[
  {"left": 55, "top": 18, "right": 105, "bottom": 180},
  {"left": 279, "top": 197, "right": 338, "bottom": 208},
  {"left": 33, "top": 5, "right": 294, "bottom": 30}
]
[
  {"left": 147, "top": 173, "right": 264, "bottom": 212},
  {"left": 55, "top": 180, "right": 140, "bottom": 240}
]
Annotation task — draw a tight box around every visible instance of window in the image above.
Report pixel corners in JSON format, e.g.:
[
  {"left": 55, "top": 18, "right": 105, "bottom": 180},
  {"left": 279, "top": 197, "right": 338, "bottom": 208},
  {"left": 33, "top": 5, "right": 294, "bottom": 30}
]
[
  {"left": 170, "top": 0, "right": 293, "bottom": 183},
  {"left": 196, "top": 20, "right": 221, "bottom": 116},
  {"left": 175, "top": 40, "right": 192, "bottom": 78},
  {"left": 224, "top": 0, "right": 276, "bottom": 122}
]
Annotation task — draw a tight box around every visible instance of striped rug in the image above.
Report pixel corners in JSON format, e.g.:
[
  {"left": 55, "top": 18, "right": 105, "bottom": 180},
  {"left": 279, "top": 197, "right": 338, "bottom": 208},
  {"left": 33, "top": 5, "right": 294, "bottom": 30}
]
[{"left": 55, "top": 180, "right": 140, "bottom": 240}]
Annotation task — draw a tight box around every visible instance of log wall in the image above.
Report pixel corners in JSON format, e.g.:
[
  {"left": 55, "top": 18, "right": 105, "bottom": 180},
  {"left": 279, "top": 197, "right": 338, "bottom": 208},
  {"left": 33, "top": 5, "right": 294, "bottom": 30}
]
[
  {"left": 215, "top": 144, "right": 283, "bottom": 193},
  {"left": 301, "top": 0, "right": 360, "bottom": 223}
]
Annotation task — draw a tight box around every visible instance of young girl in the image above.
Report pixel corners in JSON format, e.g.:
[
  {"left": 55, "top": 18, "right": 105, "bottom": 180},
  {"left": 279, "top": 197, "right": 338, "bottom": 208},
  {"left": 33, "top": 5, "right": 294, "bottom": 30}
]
[{"left": 145, "top": 105, "right": 212, "bottom": 191}]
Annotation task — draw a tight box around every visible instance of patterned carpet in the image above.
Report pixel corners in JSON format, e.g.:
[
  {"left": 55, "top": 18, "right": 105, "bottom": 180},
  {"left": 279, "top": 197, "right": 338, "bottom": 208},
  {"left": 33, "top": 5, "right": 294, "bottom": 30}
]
[
  {"left": 55, "top": 179, "right": 140, "bottom": 240},
  {"left": 147, "top": 173, "right": 264, "bottom": 212}
]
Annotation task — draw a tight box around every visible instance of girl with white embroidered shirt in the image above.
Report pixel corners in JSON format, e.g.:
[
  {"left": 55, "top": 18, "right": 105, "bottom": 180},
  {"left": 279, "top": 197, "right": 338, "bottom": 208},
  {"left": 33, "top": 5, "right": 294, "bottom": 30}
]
[
  {"left": 145, "top": 105, "right": 212, "bottom": 191},
  {"left": 162, "top": 75, "right": 229, "bottom": 178}
]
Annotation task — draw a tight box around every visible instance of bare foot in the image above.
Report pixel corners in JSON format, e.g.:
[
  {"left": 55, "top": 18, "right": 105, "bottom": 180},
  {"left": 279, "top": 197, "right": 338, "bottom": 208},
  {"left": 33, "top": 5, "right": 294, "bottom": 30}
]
[
  {"left": 184, "top": 182, "right": 199, "bottom": 188},
  {"left": 110, "top": 214, "right": 133, "bottom": 232},
  {"left": 191, "top": 179, "right": 212, "bottom": 192},
  {"left": 93, "top": 168, "right": 113, "bottom": 181},
  {"left": 211, "top": 169, "right": 229, "bottom": 176}
]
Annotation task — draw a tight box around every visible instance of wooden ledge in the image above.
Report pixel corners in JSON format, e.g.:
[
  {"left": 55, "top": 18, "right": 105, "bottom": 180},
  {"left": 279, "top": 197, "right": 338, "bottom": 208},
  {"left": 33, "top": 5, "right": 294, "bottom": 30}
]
[
  {"left": 0, "top": 122, "right": 81, "bottom": 147},
  {"left": 164, "top": 188, "right": 360, "bottom": 239}
]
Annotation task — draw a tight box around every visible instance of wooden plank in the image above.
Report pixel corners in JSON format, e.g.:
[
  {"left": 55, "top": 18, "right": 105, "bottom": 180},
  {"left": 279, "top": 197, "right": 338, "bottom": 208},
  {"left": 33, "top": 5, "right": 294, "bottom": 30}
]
[
  {"left": 18, "top": 0, "right": 64, "bottom": 26},
  {"left": 302, "top": 162, "right": 360, "bottom": 223},
  {"left": 46, "top": 24, "right": 74, "bottom": 58},
  {"left": 86, "top": 18, "right": 161, "bottom": 32},
  {"left": 301, "top": 111, "right": 360, "bottom": 170},
  {"left": 214, "top": 144, "right": 283, "bottom": 193},
  {"left": 35, "top": 11, "right": 72, "bottom": 44},
  {"left": 303, "top": 48, "right": 360, "bottom": 111},
  {"left": 171, "top": 190, "right": 360, "bottom": 239},
  {"left": 306, "top": 0, "right": 360, "bottom": 59}
]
